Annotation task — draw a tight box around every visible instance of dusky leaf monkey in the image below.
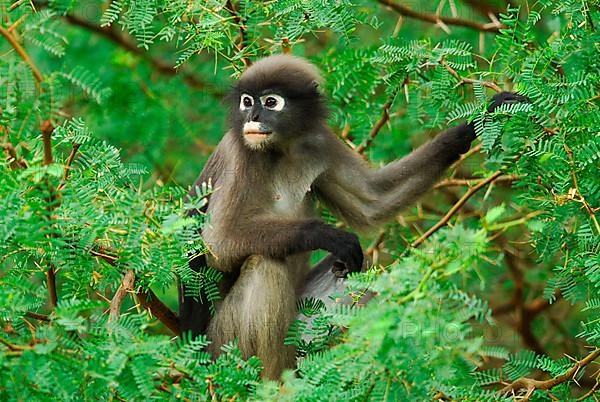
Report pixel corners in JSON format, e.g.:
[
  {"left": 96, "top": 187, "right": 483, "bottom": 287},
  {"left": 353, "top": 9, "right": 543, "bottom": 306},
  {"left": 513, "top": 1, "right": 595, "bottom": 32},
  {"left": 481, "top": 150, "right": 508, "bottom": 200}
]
[{"left": 179, "top": 54, "right": 525, "bottom": 378}]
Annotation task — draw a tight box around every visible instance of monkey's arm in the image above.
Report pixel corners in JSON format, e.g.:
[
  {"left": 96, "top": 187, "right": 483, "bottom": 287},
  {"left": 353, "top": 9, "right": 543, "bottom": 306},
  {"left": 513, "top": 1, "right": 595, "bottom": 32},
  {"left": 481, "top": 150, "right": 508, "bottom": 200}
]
[
  {"left": 210, "top": 218, "right": 363, "bottom": 274},
  {"left": 314, "top": 124, "right": 472, "bottom": 229},
  {"left": 315, "top": 92, "right": 526, "bottom": 230}
]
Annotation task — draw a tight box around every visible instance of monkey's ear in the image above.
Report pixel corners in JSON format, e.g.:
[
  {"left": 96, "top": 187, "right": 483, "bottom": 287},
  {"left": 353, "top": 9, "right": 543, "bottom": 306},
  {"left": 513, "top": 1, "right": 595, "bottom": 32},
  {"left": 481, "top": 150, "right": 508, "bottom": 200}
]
[{"left": 312, "top": 80, "right": 321, "bottom": 92}]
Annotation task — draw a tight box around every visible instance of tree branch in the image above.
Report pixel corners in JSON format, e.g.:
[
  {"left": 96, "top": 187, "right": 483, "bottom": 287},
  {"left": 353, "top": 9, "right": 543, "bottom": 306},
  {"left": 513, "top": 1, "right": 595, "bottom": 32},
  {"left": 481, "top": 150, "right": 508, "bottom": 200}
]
[
  {"left": 441, "top": 60, "right": 502, "bottom": 92},
  {"left": 41, "top": 120, "right": 59, "bottom": 308},
  {"left": 25, "top": 311, "right": 50, "bottom": 322},
  {"left": 434, "top": 174, "right": 519, "bottom": 189},
  {"left": 109, "top": 270, "right": 136, "bottom": 322},
  {"left": 411, "top": 171, "right": 503, "bottom": 248},
  {"left": 137, "top": 290, "right": 180, "bottom": 335},
  {"left": 91, "top": 247, "right": 180, "bottom": 335},
  {"left": 0, "top": 25, "right": 44, "bottom": 84},
  {"left": 57, "top": 142, "right": 81, "bottom": 191},
  {"left": 499, "top": 348, "right": 600, "bottom": 398},
  {"left": 356, "top": 98, "right": 393, "bottom": 155},
  {"left": 63, "top": 15, "right": 221, "bottom": 96},
  {"left": 376, "top": 0, "right": 505, "bottom": 33}
]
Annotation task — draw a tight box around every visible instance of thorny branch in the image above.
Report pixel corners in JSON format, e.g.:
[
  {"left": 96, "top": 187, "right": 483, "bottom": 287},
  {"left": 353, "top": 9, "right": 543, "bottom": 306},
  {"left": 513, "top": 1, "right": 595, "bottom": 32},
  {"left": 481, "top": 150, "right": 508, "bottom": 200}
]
[
  {"left": 376, "top": 0, "right": 505, "bottom": 33},
  {"left": 3, "top": 11, "right": 177, "bottom": 330},
  {"left": 411, "top": 171, "right": 503, "bottom": 248},
  {"left": 41, "top": 120, "right": 59, "bottom": 308},
  {"left": 57, "top": 143, "right": 81, "bottom": 191},
  {"left": 441, "top": 60, "right": 502, "bottom": 92},
  {"left": 0, "top": 25, "right": 44, "bottom": 84},
  {"left": 1, "top": 18, "right": 60, "bottom": 308},
  {"left": 434, "top": 174, "right": 519, "bottom": 189},
  {"left": 564, "top": 143, "right": 600, "bottom": 235},
  {"left": 356, "top": 98, "right": 394, "bottom": 155},
  {"left": 499, "top": 348, "right": 600, "bottom": 400}
]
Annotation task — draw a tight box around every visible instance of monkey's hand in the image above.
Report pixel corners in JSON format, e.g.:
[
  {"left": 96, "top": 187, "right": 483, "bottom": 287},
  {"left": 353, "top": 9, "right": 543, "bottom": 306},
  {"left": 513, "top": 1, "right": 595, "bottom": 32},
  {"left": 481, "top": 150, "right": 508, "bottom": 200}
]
[
  {"left": 487, "top": 91, "right": 529, "bottom": 113},
  {"left": 448, "top": 91, "right": 528, "bottom": 155},
  {"left": 318, "top": 227, "right": 363, "bottom": 278}
]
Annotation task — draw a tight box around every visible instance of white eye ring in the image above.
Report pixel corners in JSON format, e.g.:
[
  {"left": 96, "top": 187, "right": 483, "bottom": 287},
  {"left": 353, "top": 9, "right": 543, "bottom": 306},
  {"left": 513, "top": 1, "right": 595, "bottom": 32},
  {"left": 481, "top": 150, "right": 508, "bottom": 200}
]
[
  {"left": 240, "top": 94, "right": 253, "bottom": 110},
  {"left": 260, "top": 94, "right": 285, "bottom": 111}
]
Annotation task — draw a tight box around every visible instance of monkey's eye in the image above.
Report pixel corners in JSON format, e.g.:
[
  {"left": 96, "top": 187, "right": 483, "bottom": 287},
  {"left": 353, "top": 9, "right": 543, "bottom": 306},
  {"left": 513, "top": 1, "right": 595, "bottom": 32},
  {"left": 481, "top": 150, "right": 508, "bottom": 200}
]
[
  {"left": 260, "top": 94, "right": 285, "bottom": 111},
  {"left": 240, "top": 94, "right": 254, "bottom": 110}
]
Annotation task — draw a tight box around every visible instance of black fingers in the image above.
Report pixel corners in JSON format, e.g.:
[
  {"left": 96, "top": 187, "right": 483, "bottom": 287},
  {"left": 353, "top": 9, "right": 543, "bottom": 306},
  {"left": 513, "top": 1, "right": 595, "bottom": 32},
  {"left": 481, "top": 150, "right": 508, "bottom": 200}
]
[
  {"left": 318, "top": 228, "right": 363, "bottom": 277},
  {"left": 332, "top": 260, "right": 349, "bottom": 278},
  {"left": 488, "top": 91, "right": 529, "bottom": 112}
]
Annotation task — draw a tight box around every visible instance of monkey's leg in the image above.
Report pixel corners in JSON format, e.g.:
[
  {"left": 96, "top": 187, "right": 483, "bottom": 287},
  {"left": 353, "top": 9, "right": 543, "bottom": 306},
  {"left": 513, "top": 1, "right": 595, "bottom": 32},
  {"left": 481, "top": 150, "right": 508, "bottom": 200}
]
[{"left": 207, "top": 255, "right": 298, "bottom": 379}]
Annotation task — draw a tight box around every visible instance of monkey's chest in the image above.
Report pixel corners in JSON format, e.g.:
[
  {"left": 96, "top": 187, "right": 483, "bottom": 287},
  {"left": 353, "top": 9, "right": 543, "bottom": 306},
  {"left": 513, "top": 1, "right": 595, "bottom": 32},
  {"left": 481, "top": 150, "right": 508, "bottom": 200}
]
[
  {"left": 271, "top": 168, "right": 318, "bottom": 216},
  {"left": 271, "top": 186, "right": 310, "bottom": 216}
]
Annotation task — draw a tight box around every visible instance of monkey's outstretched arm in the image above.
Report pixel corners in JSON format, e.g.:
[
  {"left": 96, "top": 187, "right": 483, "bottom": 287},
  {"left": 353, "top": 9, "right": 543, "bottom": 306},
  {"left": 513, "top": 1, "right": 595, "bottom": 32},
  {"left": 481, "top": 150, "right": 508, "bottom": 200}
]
[
  {"left": 315, "top": 92, "right": 526, "bottom": 230},
  {"left": 313, "top": 123, "right": 473, "bottom": 229}
]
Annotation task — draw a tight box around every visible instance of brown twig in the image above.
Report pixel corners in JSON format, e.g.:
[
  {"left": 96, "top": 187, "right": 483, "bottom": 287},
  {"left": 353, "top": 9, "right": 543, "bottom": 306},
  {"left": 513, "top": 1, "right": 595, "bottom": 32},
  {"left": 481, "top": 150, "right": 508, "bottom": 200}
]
[
  {"left": 41, "top": 120, "right": 59, "bottom": 308},
  {"left": 434, "top": 174, "right": 519, "bottom": 189},
  {"left": 411, "top": 171, "right": 503, "bottom": 248},
  {"left": 0, "top": 337, "right": 32, "bottom": 351},
  {"left": 63, "top": 15, "right": 221, "bottom": 95},
  {"left": 109, "top": 270, "right": 136, "bottom": 321},
  {"left": 564, "top": 143, "right": 600, "bottom": 235},
  {"left": 41, "top": 120, "right": 54, "bottom": 165},
  {"left": 0, "top": 25, "right": 44, "bottom": 84},
  {"left": 137, "top": 290, "right": 180, "bottom": 335},
  {"left": 376, "top": 0, "right": 505, "bottom": 33},
  {"left": 91, "top": 247, "right": 179, "bottom": 335},
  {"left": 356, "top": 98, "right": 394, "bottom": 155},
  {"left": 441, "top": 60, "right": 502, "bottom": 92},
  {"left": 492, "top": 292, "right": 560, "bottom": 318},
  {"left": 57, "top": 143, "right": 81, "bottom": 191},
  {"left": 25, "top": 311, "right": 50, "bottom": 322},
  {"left": 499, "top": 348, "right": 600, "bottom": 398}
]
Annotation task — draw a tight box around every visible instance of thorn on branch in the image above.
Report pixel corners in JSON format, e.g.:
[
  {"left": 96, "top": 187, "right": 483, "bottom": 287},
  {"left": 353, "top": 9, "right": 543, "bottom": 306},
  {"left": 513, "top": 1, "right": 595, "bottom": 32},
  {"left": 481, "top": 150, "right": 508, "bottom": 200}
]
[{"left": 57, "top": 143, "right": 81, "bottom": 191}]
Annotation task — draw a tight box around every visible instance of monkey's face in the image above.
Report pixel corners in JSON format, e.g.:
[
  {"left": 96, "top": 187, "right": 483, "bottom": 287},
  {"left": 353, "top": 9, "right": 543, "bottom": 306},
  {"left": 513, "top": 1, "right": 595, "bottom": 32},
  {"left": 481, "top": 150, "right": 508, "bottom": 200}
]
[
  {"left": 229, "top": 88, "right": 324, "bottom": 151},
  {"left": 236, "top": 92, "right": 286, "bottom": 150},
  {"left": 227, "top": 55, "right": 327, "bottom": 151}
]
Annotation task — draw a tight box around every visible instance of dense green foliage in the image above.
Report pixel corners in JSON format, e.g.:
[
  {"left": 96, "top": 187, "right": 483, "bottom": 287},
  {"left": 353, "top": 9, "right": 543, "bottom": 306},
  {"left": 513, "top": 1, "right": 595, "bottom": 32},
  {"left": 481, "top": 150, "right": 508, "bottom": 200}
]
[{"left": 1, "top": 0, "right": 599, "bottom": 400}]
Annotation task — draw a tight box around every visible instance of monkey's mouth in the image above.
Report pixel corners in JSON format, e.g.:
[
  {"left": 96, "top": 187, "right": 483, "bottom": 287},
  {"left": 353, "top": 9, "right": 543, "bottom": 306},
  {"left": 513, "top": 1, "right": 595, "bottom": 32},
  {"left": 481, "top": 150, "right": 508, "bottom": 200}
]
[{"left": 243, "top": 122, "right": 273, "bottom": 146}]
